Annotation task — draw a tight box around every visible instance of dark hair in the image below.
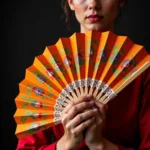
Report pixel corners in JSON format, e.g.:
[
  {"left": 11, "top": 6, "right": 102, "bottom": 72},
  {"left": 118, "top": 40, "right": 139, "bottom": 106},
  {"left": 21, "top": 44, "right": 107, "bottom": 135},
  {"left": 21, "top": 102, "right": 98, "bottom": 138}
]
[
  {"left": 61, "top": 0, "right": 71, "bottom": 24},
  {"left": 61, "top": 0, "right": 79, "bottom": 31}
]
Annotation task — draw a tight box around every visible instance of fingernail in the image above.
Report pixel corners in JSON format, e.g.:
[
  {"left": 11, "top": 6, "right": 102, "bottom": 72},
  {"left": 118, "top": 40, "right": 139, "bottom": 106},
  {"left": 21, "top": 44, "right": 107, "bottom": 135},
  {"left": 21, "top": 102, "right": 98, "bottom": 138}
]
[
  {"left": 87, "top": 94, "right": 92, "bottom": 98},
  {"left": 92, "top": 117, "right": 95, "bottom": 120},
  {"left": 105, "top": 104, "right": 108, "bottom": 111},
  {"left": 89, "top": 101, "right": 94, "bottom": 105},
  {"left": 93, "top": 108, "right": 98, "bottom": 112}
]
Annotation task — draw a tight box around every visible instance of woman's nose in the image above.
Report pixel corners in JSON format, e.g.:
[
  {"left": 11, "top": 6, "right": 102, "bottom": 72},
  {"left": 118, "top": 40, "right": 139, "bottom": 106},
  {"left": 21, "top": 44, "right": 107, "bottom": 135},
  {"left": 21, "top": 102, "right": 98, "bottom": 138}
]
[{"left": 88, "top": 0, "right": 101, "bottom": 10}]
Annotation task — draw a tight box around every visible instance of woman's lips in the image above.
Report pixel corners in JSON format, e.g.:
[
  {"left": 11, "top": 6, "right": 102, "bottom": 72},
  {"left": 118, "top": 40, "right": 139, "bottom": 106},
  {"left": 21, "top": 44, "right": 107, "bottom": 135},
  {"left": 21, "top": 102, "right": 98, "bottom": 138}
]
[{"left": 87, "top": 14, "right": 103, "bottom": 23}]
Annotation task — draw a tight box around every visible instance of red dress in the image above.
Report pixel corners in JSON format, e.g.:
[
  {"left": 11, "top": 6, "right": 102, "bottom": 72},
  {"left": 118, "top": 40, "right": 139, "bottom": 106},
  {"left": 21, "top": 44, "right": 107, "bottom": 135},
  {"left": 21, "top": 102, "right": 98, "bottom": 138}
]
[{"left": 16, "top": 68, "right": 150, "bottom": 150}]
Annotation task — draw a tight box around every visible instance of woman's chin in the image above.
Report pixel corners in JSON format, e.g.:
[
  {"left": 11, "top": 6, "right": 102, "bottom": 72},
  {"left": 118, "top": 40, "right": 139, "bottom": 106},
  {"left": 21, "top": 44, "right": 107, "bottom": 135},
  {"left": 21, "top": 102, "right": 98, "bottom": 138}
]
[
  {"left": 87, "top": 24, "right": 106, "bottom": 32},
  {"left": 84, "top": 22, "right": 113, "bottom": 32},
  {"left": 81, "top": 23, "right": 111, "bottom": 33}
]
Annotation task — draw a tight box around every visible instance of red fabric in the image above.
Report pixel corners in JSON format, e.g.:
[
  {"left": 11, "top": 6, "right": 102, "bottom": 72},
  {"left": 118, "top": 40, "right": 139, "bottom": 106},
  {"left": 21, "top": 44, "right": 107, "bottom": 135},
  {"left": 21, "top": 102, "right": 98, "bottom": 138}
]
[{"left": 16, "top": 68, "right": 150, "bottom": 150}]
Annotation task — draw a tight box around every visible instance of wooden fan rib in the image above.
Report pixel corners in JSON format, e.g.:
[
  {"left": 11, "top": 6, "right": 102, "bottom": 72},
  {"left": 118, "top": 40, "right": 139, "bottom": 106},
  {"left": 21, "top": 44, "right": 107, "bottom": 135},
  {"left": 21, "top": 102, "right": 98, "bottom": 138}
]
[{"left": 114, "top": 56, "right": 150, "bottom": 94}]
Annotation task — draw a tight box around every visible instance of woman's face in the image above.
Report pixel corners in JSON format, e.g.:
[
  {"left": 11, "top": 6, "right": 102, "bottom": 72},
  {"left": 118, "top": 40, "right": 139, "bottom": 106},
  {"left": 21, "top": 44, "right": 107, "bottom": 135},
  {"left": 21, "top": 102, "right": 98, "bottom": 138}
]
[{"left": 68, "top": 0, "right": 125, "bottom": 33}]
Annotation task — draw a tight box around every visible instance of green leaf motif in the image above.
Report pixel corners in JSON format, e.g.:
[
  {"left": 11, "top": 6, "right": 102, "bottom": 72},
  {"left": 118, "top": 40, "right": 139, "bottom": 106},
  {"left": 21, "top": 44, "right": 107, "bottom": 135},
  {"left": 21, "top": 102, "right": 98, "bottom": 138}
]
[
  {"left": 53, "top": 55, "right": 58, "bottom": 60},
  {"left": 41, "top": 96, "right": 45, "bottom": 100},
  {"left": 124, "top": 75, "right": 129, "bottom": 80},
  {"left": 94, "top": 62, "right": 99, "bottom": 71},
  {"left": 20, "top": 94, "right": 27, "bottom": 100},
  {"left": 27, "top": 90, "right": 31, "bottom": 95},
  {"left": 43, "top": 114, "right": 48, "bottom": 120},
  {"left": 49, "top": 58, "right": 55, "bottom": 66},
  {"left": 59, "top": 49, "right": 64, "bottom": 54},
  {"left": 86, "top": 39, "right": 91, "bottom": 47},
  {"left": 26, "top": 111, "right": 37, "bottom": 120},
  {"left": 27, "top": 84, "right": 34, "bottom": 88},
  {"left": 92, "top": 39, "right": 98, "bottom": 45},
  {"left": 72, "top": 66, "right": 76, "bottom": 73},
  {"left": 121, "top": 48, "right": 125, "bottom": 54},
  {"left": 22, "top": 103, "right": 28, "bottom": 108},
  {"left": 20, "top": 116, "right": 28, "bottom": 123},
  {"left": 114, "top": 69, "right": 119, "bottom": 76},
  {"left": 113, "top": 46, "right": 119, "bottom": 52},
  {"left": 91, "top": 45, "right": 95, "bottom": 52},
  {"left": 48, "top": 93, "right": 53, "bottom": 97},
  {"left": 65, "top": 48, "right": 70, "bottom": 55},
  {"left": 43, "top": 125, "right": 47, "bottom": 130}
]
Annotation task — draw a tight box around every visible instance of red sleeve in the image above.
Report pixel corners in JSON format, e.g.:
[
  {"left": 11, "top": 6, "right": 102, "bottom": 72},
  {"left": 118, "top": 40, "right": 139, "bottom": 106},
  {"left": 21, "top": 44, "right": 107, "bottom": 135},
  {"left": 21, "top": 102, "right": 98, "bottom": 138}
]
[
  {"left": 117, "top": 68, "right": 150, "bottom": 150},
  {"left": 139, "top": 68, "right": 150, "bottom": 149},
  {"left": 16, "top": 128, "right": 57, "bottom": 150},
  {"left": 117, "top": 145, "right": 134, "bottom": 150}
]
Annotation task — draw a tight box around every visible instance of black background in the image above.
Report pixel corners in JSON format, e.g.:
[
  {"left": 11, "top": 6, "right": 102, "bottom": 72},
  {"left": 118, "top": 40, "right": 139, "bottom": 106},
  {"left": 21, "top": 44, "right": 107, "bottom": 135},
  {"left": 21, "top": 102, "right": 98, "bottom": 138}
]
[{"left": 2, "top": 0, "right": 150, "bottom": 150}]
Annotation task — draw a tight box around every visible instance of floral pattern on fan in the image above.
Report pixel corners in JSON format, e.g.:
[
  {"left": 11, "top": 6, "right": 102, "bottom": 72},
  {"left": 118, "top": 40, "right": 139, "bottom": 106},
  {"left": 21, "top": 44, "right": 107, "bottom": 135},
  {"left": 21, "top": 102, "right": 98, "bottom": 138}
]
[{"left": 14, "top": 30, "right": 150, "bottom": 139}]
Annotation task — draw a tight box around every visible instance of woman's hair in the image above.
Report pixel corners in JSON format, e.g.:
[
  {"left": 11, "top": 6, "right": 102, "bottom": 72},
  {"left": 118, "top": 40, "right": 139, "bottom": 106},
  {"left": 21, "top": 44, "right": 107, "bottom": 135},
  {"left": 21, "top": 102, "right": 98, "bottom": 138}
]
[
  {"left": 61, "top": 0, "right": 71, "bottom": 24},
  {"left": 61, "top": 0, "right": 79, "bottom": 31}
]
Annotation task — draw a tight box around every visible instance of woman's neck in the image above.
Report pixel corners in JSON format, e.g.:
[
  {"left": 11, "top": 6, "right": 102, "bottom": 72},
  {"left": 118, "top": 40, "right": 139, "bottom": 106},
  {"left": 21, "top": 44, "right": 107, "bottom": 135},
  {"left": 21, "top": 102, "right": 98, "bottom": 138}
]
[{"left": 80, "top": 23, "right": 114, "bottom": 33}]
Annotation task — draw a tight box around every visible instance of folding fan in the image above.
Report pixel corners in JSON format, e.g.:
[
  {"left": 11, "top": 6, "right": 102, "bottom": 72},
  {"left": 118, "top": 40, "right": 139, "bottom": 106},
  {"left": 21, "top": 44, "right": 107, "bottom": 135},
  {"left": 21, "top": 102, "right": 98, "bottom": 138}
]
[{"left": 14, "top": 30, "right": 150, "bottom": 139}]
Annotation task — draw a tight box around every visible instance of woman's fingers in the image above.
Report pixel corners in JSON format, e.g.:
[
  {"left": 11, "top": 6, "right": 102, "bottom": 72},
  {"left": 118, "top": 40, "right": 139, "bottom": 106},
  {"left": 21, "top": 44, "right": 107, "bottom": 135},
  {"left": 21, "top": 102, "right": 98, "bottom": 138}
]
[
  {"left": 67, "top": 100, "right": 95, "bottom": 119},
  {"left": 62, "top": 94, "right": 93, "bottom": 114},
  {"left": 93, "top": 101, "right": 108, "bottom": 126},
  {"left": 66, "top": 107, "right": 98, "bottom": 129},
  {"left": 94, "top": 100, "right": 107, "bottom": 121},
  {"left": 71, "top": 117, "right": 95, "bottom": 137},
  {"left": 62, "top": 100, "right": 95, "bottom": 125}
]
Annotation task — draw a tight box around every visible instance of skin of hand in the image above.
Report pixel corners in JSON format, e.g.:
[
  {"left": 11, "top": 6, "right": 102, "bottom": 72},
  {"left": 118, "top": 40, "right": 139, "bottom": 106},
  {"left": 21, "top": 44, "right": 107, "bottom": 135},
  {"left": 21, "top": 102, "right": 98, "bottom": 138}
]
[
  {"left": 84, "top": 98, "right": 118, "bottom": 150},
  {"left": 57, "top": 94, "right": 98, "bottom": 150},
  {"left": 84, "top": 98, "right": 108, "bottom": 149}
]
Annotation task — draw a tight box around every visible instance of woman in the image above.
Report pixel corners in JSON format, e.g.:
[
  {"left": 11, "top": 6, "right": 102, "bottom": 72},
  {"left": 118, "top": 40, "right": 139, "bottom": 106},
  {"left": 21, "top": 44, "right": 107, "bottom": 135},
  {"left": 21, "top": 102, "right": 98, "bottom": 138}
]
[{"left": 16, "top": 0, "right": 150, "bottom": 150}]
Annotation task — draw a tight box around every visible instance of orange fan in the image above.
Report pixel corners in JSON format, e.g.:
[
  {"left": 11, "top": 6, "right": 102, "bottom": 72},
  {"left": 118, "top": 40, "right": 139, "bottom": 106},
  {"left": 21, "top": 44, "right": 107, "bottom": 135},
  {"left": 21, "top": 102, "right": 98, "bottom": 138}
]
[{"left": 14, "top": 30, "right": 150, "bottom": 139}]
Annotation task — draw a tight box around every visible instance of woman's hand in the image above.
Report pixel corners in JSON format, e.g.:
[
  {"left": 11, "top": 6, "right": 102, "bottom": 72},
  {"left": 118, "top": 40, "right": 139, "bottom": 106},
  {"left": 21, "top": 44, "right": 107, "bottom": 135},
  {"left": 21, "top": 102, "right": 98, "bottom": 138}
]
[
  {"left": 57, "top": 94, "right": 98, "bottom": 150},
  {"left": 85, "top": 99, "right": 108, "bottom": 150}
]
